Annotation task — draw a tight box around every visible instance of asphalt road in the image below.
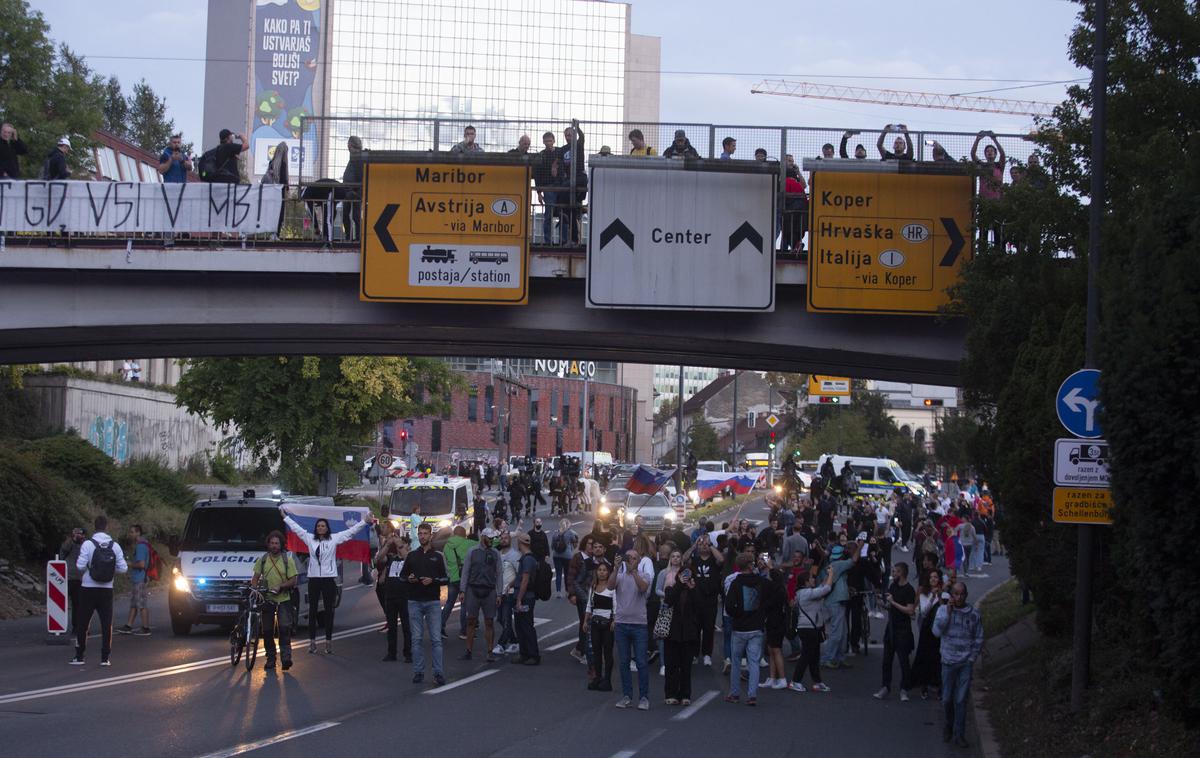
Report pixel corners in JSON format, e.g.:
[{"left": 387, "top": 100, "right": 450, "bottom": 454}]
[{"left": 0, "top": 494, "right": 1008, "bottom": 758}]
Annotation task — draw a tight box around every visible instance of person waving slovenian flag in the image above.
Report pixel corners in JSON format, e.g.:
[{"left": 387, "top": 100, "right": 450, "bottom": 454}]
[
  {"left": 281, "top": 502, "right": 375, "bottom": 564},
  {"left": 696, "top": 469, "right": 764, "bottom": 501},
  {"left": 626, "top": 465, "right": 677, "bottom": 495}
]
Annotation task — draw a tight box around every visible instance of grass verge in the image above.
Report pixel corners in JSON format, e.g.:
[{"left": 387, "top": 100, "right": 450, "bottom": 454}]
[{"left": 978, "top": 578, "right": 1035, "bottom": 639}]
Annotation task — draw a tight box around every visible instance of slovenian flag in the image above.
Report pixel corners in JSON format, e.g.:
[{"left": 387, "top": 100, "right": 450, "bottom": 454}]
[
  {"left": 281, "top": 503, "right": 372, "bottom": 564},
  {"left": 626, "top": 465, "right": 676, "bottom": 495},
  {"left": 696, "top": 469, "right": 764, "bottom": 500}
]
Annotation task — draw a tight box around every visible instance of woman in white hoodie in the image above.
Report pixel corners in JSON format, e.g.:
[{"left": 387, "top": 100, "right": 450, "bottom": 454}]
[{"left": 282, "top": 508, "right": 373, "bottom": 653}]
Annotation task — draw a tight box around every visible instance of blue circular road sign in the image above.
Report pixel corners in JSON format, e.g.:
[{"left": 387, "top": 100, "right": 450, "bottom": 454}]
[{"left": 1056, "top": 369, "right": 1103, "bottom": 438}]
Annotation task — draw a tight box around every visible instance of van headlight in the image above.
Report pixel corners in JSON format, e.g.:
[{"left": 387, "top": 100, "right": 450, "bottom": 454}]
[
  {"left": 173, "top": 576, "right": 189, "bottom": 593},
  {"left": 689, "top": 490, "right": 700, "bottom": 504},
  {"left": 773, "top": 484, "right": 783, "bottom": 494},
  {"left": 599, "top": 504, "right": 611, "bottom": 516},
  {"left": 438, "top": 518, "right": 452, "bottom": 529}
]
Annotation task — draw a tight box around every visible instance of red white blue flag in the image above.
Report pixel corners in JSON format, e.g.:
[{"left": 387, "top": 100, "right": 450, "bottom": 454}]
[
  {"left": 626, "top": 465, "right": 676, "bottom": 495},
  {"left": 696, "top": 469, "right": 764, "bottom": 500},
  {"left": 281, "top": 503, "right": 372, "bottom": 564}
]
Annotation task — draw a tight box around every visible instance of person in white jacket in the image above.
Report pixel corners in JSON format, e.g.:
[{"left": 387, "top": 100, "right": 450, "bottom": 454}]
[
  {"left": 282, "top": 507, "right": 375, "bottom": 654},
  {"left": 72, "top": 515, "right": 128, "bottom": 666}
]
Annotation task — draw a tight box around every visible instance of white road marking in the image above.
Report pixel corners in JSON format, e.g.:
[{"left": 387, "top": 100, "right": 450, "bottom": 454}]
[
  {"left": 0, "top": 621, "right": 381, "bottom": 705},
  {"left": 533, "top": 617, "right": 552, "bottom": 627},
  {"left": 671, "top": 689, "right": 721, "bottom": 721},
  {"left": 422, "top": 669, "right": 499, "bottom": 694},
  {"left": 539, "top": 621, "right": 581, "bottom": 639},
  {"left": 546, "top": 637, "right": 580, "bottom": 651},
  {"left": 608, "top": 728, "right": 666, "bottom": 758},
  {"left": 194, "top": 721, "right": 339, "bottom": 758}
]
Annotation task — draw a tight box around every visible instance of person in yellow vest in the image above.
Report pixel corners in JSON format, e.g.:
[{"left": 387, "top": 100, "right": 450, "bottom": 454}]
[{"left": 252, "top": 530, "right": 298, "bottom": 672}]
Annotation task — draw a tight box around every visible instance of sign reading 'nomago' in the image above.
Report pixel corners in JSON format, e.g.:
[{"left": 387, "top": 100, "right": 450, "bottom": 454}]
[
  {"left": 360, "top": 158, "right": 530, "bottom": 304},
  {"left": 806, "top": 166, "right": 973, "bottom": 314}
]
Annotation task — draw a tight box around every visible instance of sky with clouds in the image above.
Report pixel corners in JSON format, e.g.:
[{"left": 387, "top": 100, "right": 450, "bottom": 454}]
[{"left": 28, "top": 0, "right": 1084, "bottom": 146}]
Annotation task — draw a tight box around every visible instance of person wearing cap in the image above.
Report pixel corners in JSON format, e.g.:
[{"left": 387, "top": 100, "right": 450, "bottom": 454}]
[
  {"left": 719, "top": 136, "right": 736, "bottom": 160},
  {"left": 512, "top": 531, "right": 542, "bottom": 664},
  {"left": 628, "top": 129, "right": 656, "bottom": 156},
  {"left": 460, "top": 528, "right": 503, "bottom": 662},
  {"left": 818, "top": 542, "right": 856, "bottom": 669},
  {"left": 839, "top": 130, "right": 869, "bottom": 160},
  {"left": 209, "top": 129, "right": 248, "bottom": 184},
  {"left": 662, "top": 129, "right": 699, "bottom": 159},
  {"left": 42, "top": 137, "right": 71, "bottom": 180}
]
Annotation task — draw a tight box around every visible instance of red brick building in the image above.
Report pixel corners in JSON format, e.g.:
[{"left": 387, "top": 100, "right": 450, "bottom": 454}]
[{"left": 381, "top": 370, "right": 640, "bottom": 468}]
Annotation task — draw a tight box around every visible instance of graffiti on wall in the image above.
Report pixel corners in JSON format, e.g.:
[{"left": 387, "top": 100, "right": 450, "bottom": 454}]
[{"left": 88, "top": 415, "right": 130, "bottom": 463}]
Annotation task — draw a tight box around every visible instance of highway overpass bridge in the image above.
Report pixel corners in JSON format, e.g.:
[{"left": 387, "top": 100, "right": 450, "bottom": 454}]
[{"left": 0, "top": 245, "right": 966, "bottom": 385}]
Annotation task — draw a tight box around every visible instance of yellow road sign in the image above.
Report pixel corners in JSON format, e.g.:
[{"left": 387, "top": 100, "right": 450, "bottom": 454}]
[
  {"left": 807, "top": 170, "right": 973, "bottom": 314},
  {"left": 360, "top": 160, "right": 530, "bottom": 304},
  {"left": 1052, "top": 487, "right": 1113, "bottom": 525},
  {"left": 807, "top": 375, "right": 851, "bottom": 396}
]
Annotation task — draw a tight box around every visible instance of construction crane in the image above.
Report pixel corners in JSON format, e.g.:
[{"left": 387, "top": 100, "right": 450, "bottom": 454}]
[{"left": 750, "top": 79, "right": 1057, "bottom": 117}]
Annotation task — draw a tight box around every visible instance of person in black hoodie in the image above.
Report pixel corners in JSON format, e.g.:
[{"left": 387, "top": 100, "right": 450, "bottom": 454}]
[
  {"left": 557, "top": 119, "right": 587, "bottom": 245},
  {"left": 0, "top": 123, "right": 29, "bottom": 178},
  {"left": 724, "top": 553, "right": 766, "bottom": 705},
  {"left": 663, "top": 129, "right": 700, "bottom": 159},
  {"left": 662, "top": 566, "right": 702, "bottom": 705},
  {"left": 43, "top": 137, "right": 71, "bottom": 180},
  {"left": 376, "top": 531, "right": 413, "bottom": 663},
  {"left": 401, "top": 523, "right": 449, "bottom": 686}
]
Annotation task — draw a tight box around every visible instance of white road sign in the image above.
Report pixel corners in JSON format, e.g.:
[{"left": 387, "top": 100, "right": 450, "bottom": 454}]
[
  {"left": 586, "top": 158, "right": 777, "bottom": 311},
  {"left": 1053, "top": 438, "right": 1110, "bottom": 487}
]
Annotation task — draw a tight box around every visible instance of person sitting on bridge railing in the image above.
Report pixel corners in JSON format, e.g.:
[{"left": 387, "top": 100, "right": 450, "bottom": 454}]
[
  {"left": 878, "top": 123, "right": 915, "bottom": 161},
  {"left": 628, "top": 129, "right": 656, "bottom": 156},
  {"left": 840, "top": 130, "right": 868, "bottom": 159},
  {"left": 662, "top": 129, "right": 700, "bottom": 159}
]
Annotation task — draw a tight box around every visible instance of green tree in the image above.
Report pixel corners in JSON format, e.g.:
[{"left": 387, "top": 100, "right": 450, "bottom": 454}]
[
  {"left": 126, "top": 79, "right": 178, "bottom": 155},
  {"left": 101, "top": 75, "right": 127, "bottom": 138},
  {"left": 931, "top": 410, "right": 983, "bottom": 476},
  {"left": 174, "top": 357, "right": 460, "bottom": 493},
  {"left": 686, "top": 418, "right": 721, "bottom": 461},
  {"left": 653, "top": 395, "right": 678, "bottom": 426}
]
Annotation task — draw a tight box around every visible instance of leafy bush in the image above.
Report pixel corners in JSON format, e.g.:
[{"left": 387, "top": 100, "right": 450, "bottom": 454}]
[
  {"left": 208, "top": 450, "right": 238, "bottom": 484},
  {"left": 124, "top": 457, "right": 196, "bottom": 511},
  {"left": 0, "top": 446, "right": 92, "bottom": 561}
]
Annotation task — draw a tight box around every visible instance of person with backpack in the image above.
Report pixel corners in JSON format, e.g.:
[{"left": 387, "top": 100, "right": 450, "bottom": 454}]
[
  {"left": 512, "top": 532, "right": 543, "bottom": 665},
  {"left": 252, "top": 530, "right": 298, "bottom": 672},
  {"left": 459, "top": 528, "right": 503, "bottom": 662},
  {"left": 117, "top": 524, "right": 152, "bottom": 636},
  {"left": 724, "top": 552, "right": 767, "bottom": 705},
  {"left": 551, "top": 517, "right": 578, "bottom": 598},
  {"left": 71, "top": 515, "right": 128, "bottom": 666},
  {"left": 199, "top": 129, "right": 248, "bottom": 184}
]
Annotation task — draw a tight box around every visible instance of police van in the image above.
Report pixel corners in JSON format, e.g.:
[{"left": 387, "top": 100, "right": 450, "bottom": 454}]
[
  {"left": 818, "top": 455, "right": 926, "bottom": 498},
  {"left": 389, "top": 476, "right": 474, "bottom": 548},
  {"left": 166, "top": 490, "right": 340, "bottom": 636}
]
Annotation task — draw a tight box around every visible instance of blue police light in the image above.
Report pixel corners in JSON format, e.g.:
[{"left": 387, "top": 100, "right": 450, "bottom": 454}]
[{"left": 196, "top": 578, "right": 208, "bottom": 586}]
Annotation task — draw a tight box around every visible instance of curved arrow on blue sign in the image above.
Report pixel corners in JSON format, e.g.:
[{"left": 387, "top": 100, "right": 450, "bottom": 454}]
[{"left": 1056, "top": 369, "right": 1103, "bottom": 438}]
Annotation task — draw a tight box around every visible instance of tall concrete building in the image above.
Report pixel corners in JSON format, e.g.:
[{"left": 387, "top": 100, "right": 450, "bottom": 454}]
[
  {"left": 652, "top": 365, "right": 722, "bottom": 411},
  {"left": 203, "top": 0, "right": 661, "bottom": 180}
]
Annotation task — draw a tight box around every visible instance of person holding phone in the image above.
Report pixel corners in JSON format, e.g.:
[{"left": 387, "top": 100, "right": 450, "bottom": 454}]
[
  {"left": 608, "top": 547, "right": 653, "bottom": 710},
  {"left": 158, "top": 134, "right": 192, "bottom": 183},
  {"left": 376, "top": 531, "right": 413, "bottom": 662},
  {"left": 788, "top": 559, "right": 834, "bottom": 692},
  {"left": 661, "top": 566, "right": 701, "bottom": 705}
]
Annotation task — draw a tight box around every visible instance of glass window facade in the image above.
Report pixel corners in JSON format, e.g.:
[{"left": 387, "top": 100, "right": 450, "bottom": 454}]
[{"left": 321, "top": 0, "right": 629, "bottom": 176}]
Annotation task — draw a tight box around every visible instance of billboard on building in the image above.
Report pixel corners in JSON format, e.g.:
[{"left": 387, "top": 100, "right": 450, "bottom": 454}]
[{"left": 252, "top": 0, "right": 322, "bottom": 178}]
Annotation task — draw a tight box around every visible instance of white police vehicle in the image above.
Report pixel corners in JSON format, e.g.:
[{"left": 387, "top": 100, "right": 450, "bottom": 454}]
[
  {"left": 167, "top": 490, "right": 341, "bottom": 636},
  {"left": 389, "top": 476, "right": 474, "bottom": 548}
]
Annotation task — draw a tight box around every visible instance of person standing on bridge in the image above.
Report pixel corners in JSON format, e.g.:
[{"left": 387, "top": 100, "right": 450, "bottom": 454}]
[
  {"left": 877, "top": 124, "right": 915, "bottom": 161},
  {"left": 403, "top": 522, "right": 449, "bottom": 685},
  {"left": 0, "top": 122, "right": 29, "bottom": 178},
  {"left": 282, "top": 508, "right": 373, "bottom": 654},
  {"left": 933, "top": 581, "right": 984, "bottom": 748},
  {"left": 628, "top": 129, "right": 656, "bottom": 156}
]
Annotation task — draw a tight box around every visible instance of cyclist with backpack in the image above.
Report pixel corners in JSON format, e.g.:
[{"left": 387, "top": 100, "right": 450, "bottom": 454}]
[
  {"left": 71, "top": 515, "right": 128, "bottom": 666},
  {"left": 459, "top": 528, "right": 504, "bottom": 662},
  {"left": 117, "top": 524, "right": 153, "bottom": 636}
]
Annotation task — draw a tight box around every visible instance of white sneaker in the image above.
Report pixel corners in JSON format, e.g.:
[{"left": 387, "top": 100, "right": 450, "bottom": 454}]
[
  {"left": 900, "top": 690, "right": 910, "bottom": 702},
  {"left": 722, "top": 658, "right": 732, "bottom": 674},
  {"left": 659, "top": 665, "right": 665, "bottom": 676},
  {"left": 788, "top": 681, "right": 807, "bottom": 693},
  {"left": 772, "top": 679, "right": 788, "bottom": 690},
  {"left": 637, "top": 697, "right": 650, "bottom": 711},
  {"left": 759, "top": 658, "right": 768, "bottom": 667},
  {"left": 703, "top": 655, "right": 713, "bottom": 666},
  {"left": 615, "top": 696, "right": 633, "bottom": 709},
  {"left": 630, "top": 661, "right": 637, "bottom": 671},
  {"left": 492, "top": 644, "right": 504, "bottom": 655},
  {"left": 506, "top": 644, "right": 519, "bottom": 654},
  {"left": 873, "top": 687, "right": 889, "bottom": 700}
]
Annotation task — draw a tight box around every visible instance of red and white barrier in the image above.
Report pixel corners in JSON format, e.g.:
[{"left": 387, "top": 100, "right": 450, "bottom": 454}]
[{"left": 46, "top": 560, "right": 68, "bottom": 635}]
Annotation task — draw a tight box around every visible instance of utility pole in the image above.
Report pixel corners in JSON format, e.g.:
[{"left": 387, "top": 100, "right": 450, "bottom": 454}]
[
  {"left": 730, "top": 371, "right": 739, "bottom": 468},
  {"left": 1072, "top": 0, "right": 1106, "bottom": 715},
  {"left": 581, "top": 369, "right": 590, "bottom": 474},
  {"left": 675, "top": 365, "right": 684, "bottom": 490},
  {"left": 768, "top": 379, "right": 775, "bottom": 487}
]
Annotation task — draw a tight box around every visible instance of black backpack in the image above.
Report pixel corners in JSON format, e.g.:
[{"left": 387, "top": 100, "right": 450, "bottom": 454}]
[
  {"left": 725, "top": 575, "right": 761, "bottom": 619},
  {"left": 197, "top": 147, "right": 220, "bottom": 182},
  {"left": 552, "top": 531, "right": 567, "bottom": 554},
  {"left": 88, "top": 538, "right": 118, "bottom": 583},
  {"left": 534, "top": 558, "right": 553, "bottom": 601},
  {"left": 467, "top": 547, "right": 498, "bottom": 589}
]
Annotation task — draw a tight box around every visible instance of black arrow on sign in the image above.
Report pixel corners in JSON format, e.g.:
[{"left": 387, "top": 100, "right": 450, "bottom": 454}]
[
  {"left": 374, "top": 204, "right": 400, "bottom": 252},
  {"left": 728, "top": 221, "right": 764, "bottom": 254},
  {"left": 600, "top": 218, "right": 635, "bottom": 252},
  {"left": 939, "top": 217, "right": 965, "bottom": 266}
]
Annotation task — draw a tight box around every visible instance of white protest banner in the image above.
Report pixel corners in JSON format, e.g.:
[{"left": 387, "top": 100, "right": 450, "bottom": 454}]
[{"left": 0, "top": 180, "right": 284, "bottom": 234}]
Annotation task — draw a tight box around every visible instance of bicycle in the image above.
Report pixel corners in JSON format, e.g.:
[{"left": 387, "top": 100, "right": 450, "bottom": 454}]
[
  {"left": 230, "top": 585, "right": 267, "bottom": 672},
  {"left": 848, "top": 588, "right": 881, "bottom": 656}
]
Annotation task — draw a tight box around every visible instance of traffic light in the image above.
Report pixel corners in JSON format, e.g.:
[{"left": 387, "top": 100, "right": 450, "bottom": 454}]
[
  {"left": 923, "top": 398, "right": 944, "bottom": 407},
  {"left": 817, "top": 396, "right": 841, "bottom": 404},
  {"left": 399, "top": 429, "right": 409, "bottom": 442},
  {"left": 768, "top": 431, "right": 776, "bottom": 450},
  {"left": 490, "top": 426, "right": 499, "bottom": 443}
]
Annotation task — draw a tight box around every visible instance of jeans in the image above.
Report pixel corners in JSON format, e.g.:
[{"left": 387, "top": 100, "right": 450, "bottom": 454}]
[
  {"left": 729, "top": 630, "right": 764, "bottom": 698},
  {"left": 615, "top": 622, "right": 649, "bottom": 699},
  {"left": 820, "top": 601, "right": 848, "bottom": 664},
  {"left": 664, "top": 640, "right": 695, "bottom": 700},
  {"left": 262, "top": 601, "right": 292, "bottom": 663},
  {"left": 983, "top": 528, "right": 992, "bottom": 563},
  {"left": 498, "top": 593, "right": 516, "bottom": 646},
  {"left": 553, "top": 557, "right": 570, "bottom": 593},
  {"left": 963, "top": 544, "right": 974, "bottom": 572},
  {"left": 75, "top": 586, "right": 113, "bottom": 659},
  {"left": 881, "top": 627, "right": 914, "bottom": 690},
  {"left": 541, "top": 192, "right": 560, "bottom": 243},
  {"left": 409, "top": 599, "right": 444, "bottom": 676},
  {"left": 385, "top": 595, "right": 412, "bottom": 658},
  {"left": 440, "top": 581, "right": 461, "bottom": 636},
  {"left": 942, "top": 660, "right": 974, "bottom": 740},
  {"left": 515, "top": 597, "right": 539, "bottom": 661},
  {"left": 974, "top": 536, "right": 986, "bottom": 571},
  {"left": 722, "top": 614, "right": 733, "bottom": 660}
]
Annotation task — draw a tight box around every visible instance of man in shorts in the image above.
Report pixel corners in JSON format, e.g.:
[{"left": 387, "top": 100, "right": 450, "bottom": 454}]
[
  {"left": 117, "top": 524, "right": 151, "bottom": 636},
  {"left": 460, "top": 528, "right": 504, "bottom": 662}
]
